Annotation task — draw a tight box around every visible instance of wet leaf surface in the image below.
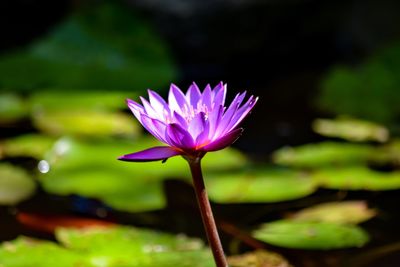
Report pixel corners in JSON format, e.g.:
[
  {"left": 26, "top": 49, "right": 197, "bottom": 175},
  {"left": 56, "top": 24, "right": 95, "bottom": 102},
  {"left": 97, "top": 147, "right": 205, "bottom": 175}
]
[
  {"left": 0, "top": 226, "right": 214, "bottom": 267},
  {"left": 228, "top": 250, "right": 293, "bottom": 267},
  {"left": 273, "top": 142, "right": 374, "bottom": 168},
  {"left": 207, "top": 168, "right": 316, "bottom": 203},
  {"left": 253, "top": 220, "right": 369, "bottom": 250},
  {"left": 291, "top": 201, "right": 376, "bottom": 224},
  {"left": 0, "top": 164, "right": 36, "bottom": 205},
  {"left": 313, "top": 117, "right": 389, "bottom": 142},
  {"left": 312, "top": 166, "right": 400, "bottom": 190}
]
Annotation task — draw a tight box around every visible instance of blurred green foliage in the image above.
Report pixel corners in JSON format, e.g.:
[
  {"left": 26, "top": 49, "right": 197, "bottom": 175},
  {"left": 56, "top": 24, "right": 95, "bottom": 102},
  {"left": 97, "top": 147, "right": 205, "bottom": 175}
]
[
  {"left": 0, "top": 226, "right": 214, "bottom": 267},
  {"left": 318, "top": 43, "right": 400, "bottom": 124},
  {"left": 0, "top": 2, "right": 176, "bottom": 92}
]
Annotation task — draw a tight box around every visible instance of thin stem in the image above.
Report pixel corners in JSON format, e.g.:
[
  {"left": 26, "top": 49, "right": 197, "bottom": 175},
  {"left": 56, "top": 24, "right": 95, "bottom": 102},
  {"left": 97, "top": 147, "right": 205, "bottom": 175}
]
[{"left": 187, "top": 157, "right": 228, "bottom": 267}]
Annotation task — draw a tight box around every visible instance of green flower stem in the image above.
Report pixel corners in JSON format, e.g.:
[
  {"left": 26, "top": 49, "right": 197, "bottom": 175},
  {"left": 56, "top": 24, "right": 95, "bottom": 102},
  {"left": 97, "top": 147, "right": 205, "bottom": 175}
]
[{"left": 187, "top": 157, "right": 228, "bottom": 267}]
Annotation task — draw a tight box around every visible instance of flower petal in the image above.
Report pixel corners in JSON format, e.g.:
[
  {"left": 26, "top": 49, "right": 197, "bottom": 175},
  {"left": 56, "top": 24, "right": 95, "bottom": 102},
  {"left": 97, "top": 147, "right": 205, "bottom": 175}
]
[
  {"left": 212, "top": 82, "right": 226, "bottom": 107},
  {"left": 201, "top": 128, "right": 243, "bottom": 151},
  {"left": 166, "top": 123, "right": 195, "bottom": 150},
  {"left": 118, "top": 146, "right": 182, "bottom": 162},
  {"left": 127, "top": 99, "right": 145, "bottom": 123},
  {"left": 141, "top": 114, "right": 168, "bottom": 143},
  {"left": 169, "top": 84, "right": 188, "bottom": 113},
  {"left": 200, "top": 84, "right": 212, "bottom": 109},
  {"left": 225, "top": 96, "right": 258, "bottom": 133},
  {"left": 186, "top": 82, "right": 202, "bottom": 107},
  {"left": 148, "top": 90, "right": 170, "bottom": 115},
  {"left": 188, "top": 112, "right": 206, "bottom": 140}
]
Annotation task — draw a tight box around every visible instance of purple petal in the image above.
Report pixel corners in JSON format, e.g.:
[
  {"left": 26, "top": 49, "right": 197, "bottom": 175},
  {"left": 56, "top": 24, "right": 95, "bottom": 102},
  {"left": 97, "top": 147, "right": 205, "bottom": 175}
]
[
  {"left": 141, "top": 114, "right": 168, "bottom": 143},
  {"left": 212, "top": 82, "right": 226, "bottom": 107},
  {"left": 188, "top": 112, "right": 206, "bottom": 140},
  {"left": 201, "top": 84, "right": 212, "bottom": 109},
  {"left": 201, "top": 128, "right": 243, "bottom": 152},
  {"left": 172, "top": 111, "right": 188, "bottom": 128},
  {"left": 140, "top": 96, "right": 160, "bottom": 119},
  {"left": 166, "top": 123, "right": 195, "bottom": 150},
  {"left": 118, "top": 146, "right": 182, "bottom": 162},
  {"left": 206, "top": 105, "right": 223, "bottom": 140},
  {"left": 186, "top": 82, "right": 202, "bottom": 107},
  {"left": 169, "top": 84, "right": 188, "bottom": 113},
  {"left": 225, "top": 96, "right": 258, "bottom": 133},
  {"left": 148, "top": 90, "right": 170, "bottom": 115},
  {"left": 127, "top": 99, "right": 145, "bottom": 123},
  {"left": 195, "top": 117, "right": 210, "bottom": 146}
]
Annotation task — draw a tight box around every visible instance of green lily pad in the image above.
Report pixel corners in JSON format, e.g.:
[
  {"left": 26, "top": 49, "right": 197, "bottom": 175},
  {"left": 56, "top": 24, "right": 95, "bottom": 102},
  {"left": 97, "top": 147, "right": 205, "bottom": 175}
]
[
  {"left": 0, "top": 226, "right": 214, "bottom": 267},
  {"left": 0, "top": 164, "right": 36, "bottom": 205},
  {"left": 369, "top": 139, "right": 400, "bottom": 167},
  {"left": 32, "top": 110, "right": 140, "bottom": 138},
  {"left": 0, "top": 134, "right": 55, "bottom": 159},
  {"left": 0, "top": 237, "right": 86, "bottom": 267},
  {"left": 273, "top": 142, "right": 373, "bottom": 168},
  {"left": 253, "top": 220, "right": 369, "bottom": 250},
  {"left": 312, "top": 117, "right": 389, "bottom": 142},
  {"left": 207, "top": 168, "right": 316, "bottom": 203},
  {"left": 0, "top": 93, "right": 28, "bottom": 123},
  {"left": 312, "top": 166, "right": 400, "bottom": 190},
  {"left": 30, "top": 90, "right": 133, "bottom": 112},
  {"left": 38, "top": 137, "right": 246, "bottom": 211},
  {"left": 291, "top": 201, "right": 376, "bottom": 224}
]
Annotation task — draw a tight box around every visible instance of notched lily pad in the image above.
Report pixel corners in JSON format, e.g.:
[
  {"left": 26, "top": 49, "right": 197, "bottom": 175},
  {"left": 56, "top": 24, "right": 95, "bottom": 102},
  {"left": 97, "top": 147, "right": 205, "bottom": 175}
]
[
  {"left": 313, "top": 117, "right": 389, "bottom": 142},
  {"left": 253, "top": 220, "right": 369, "bottom": 250},
  {"left": 312, "top": 166, "right": 400, "bottom": 190},
  {"left": 0, "top": 164, "right": 36, "bottom": 205},
  {"left": 291, "top": 201, "right": 376, "bottom": 224},
  {"left": 228, "top": 250, "right": 292, "bottom": 267},
  {"left": 273, "top": 142, "right": 373, "bottom": 168},
  {"left": 207, "top": 168, "right": 316, "bottom": 203},
  {"left": 33, "top": 110, "right": 139, "bottom": 138}
]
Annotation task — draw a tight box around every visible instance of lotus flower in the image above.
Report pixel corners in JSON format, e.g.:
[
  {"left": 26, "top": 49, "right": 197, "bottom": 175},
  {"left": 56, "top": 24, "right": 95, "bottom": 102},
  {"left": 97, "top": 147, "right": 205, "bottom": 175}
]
[{"left": 119, "top": 82, "right": 257, "bottom": 162}]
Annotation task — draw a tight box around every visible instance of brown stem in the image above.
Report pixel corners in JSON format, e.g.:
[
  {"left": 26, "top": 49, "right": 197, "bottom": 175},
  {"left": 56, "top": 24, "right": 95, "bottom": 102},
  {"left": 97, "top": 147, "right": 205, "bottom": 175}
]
[{"left": 187, "top": 157, "right": 228, "bottom": 267}]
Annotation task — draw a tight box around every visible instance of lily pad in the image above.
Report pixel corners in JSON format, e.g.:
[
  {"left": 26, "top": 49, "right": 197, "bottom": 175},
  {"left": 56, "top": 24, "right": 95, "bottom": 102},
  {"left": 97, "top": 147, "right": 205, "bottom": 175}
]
[
  {"left": 253, "top": 220, "right": 369, "bottom": 250},
  {"left": 291, "top": 201, "right": 376, "bottom": 224},
  {"left": 30, "top": 90, "right": 133, "bottom": 112},
  {"left": 228, "top": 250, "right": 292, "bottom": 267},
  {"left": 0, "top": 134, "right": 55, "bottom": 159},
  {"left": 32, "top": 110, "right": 140, "bottom": 138},
  {"left": 38, "top": 137, "right": 246, "bottom": 211},
  {"left": 273, "top": 142, "right": 373, "bottom": 168},
  {"left": 312, "top": 117, "right": 389, "bottom": 142},
  {"left": 207, "top": 168, "right": 316, "bottom": 203},
  {"left": 0, "top": 93, "right": 28, "bottom": 123},
  {"left": 0, "top": 164, "right": 36, "bottom": 205},
  {"left": 312, "top": 166, "right": 400, "bottom": 190},
  {"left": 0, "top": 226, "right": 214, "bottom": 267}
]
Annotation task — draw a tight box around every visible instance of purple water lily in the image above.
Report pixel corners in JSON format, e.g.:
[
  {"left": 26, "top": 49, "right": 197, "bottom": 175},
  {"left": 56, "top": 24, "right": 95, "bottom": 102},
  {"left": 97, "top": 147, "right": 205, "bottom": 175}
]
[
  {"left": 119, "top": 82, "right": 257, "bottom": 267},
  {"left": 119, "top": 82, "right": 258, "bottom": 162}
]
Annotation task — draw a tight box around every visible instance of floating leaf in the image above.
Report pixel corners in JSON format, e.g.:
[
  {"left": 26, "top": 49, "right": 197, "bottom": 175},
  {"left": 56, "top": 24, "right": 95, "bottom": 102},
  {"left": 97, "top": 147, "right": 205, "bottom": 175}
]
[
  {"left": 369, "top": 139, "right": 400, "bottom": 167},
  {"left": 313, "top": 117, "right": 389, "bottom": 142},
  {"left": 0, "top": 164, "right": 36, "bottom": 205},
  {"left": 33, "top": 110, "right": 140, "bottom": 138},
  {"left": 291, "top": 201, "right": 376, "bottom": 224},
  {"left": 228, "top": 250, "right": 292, "bottom": 267},
  {"left": 0, "top": 237, "right": 86, "bottom": 267},
  {"left": 312, "top": 166, "right": 400, "bottom": 190},
  {"left": 0, "top": 226, "right": 214, "bottom": 267},
  {"left": 273, "top": 142, "right": 373, "bottom": 168},
  {"left": 253, "top": 220, "right": 369, "bottom": 250},
  {"left": 38, "top": 137, "right": 246, "bottom": 211},
  {"left": 0, "top": 93, "right": 27, "bottom": 123},
  {"left": 207, "top": 168, "right": 316, "bottom": 203},
  {"left": 0, "top": 134, "right": 55, "bottom": 159},
  {"left": 30, "top": 90, "right": 133, "bottom": 112}
]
